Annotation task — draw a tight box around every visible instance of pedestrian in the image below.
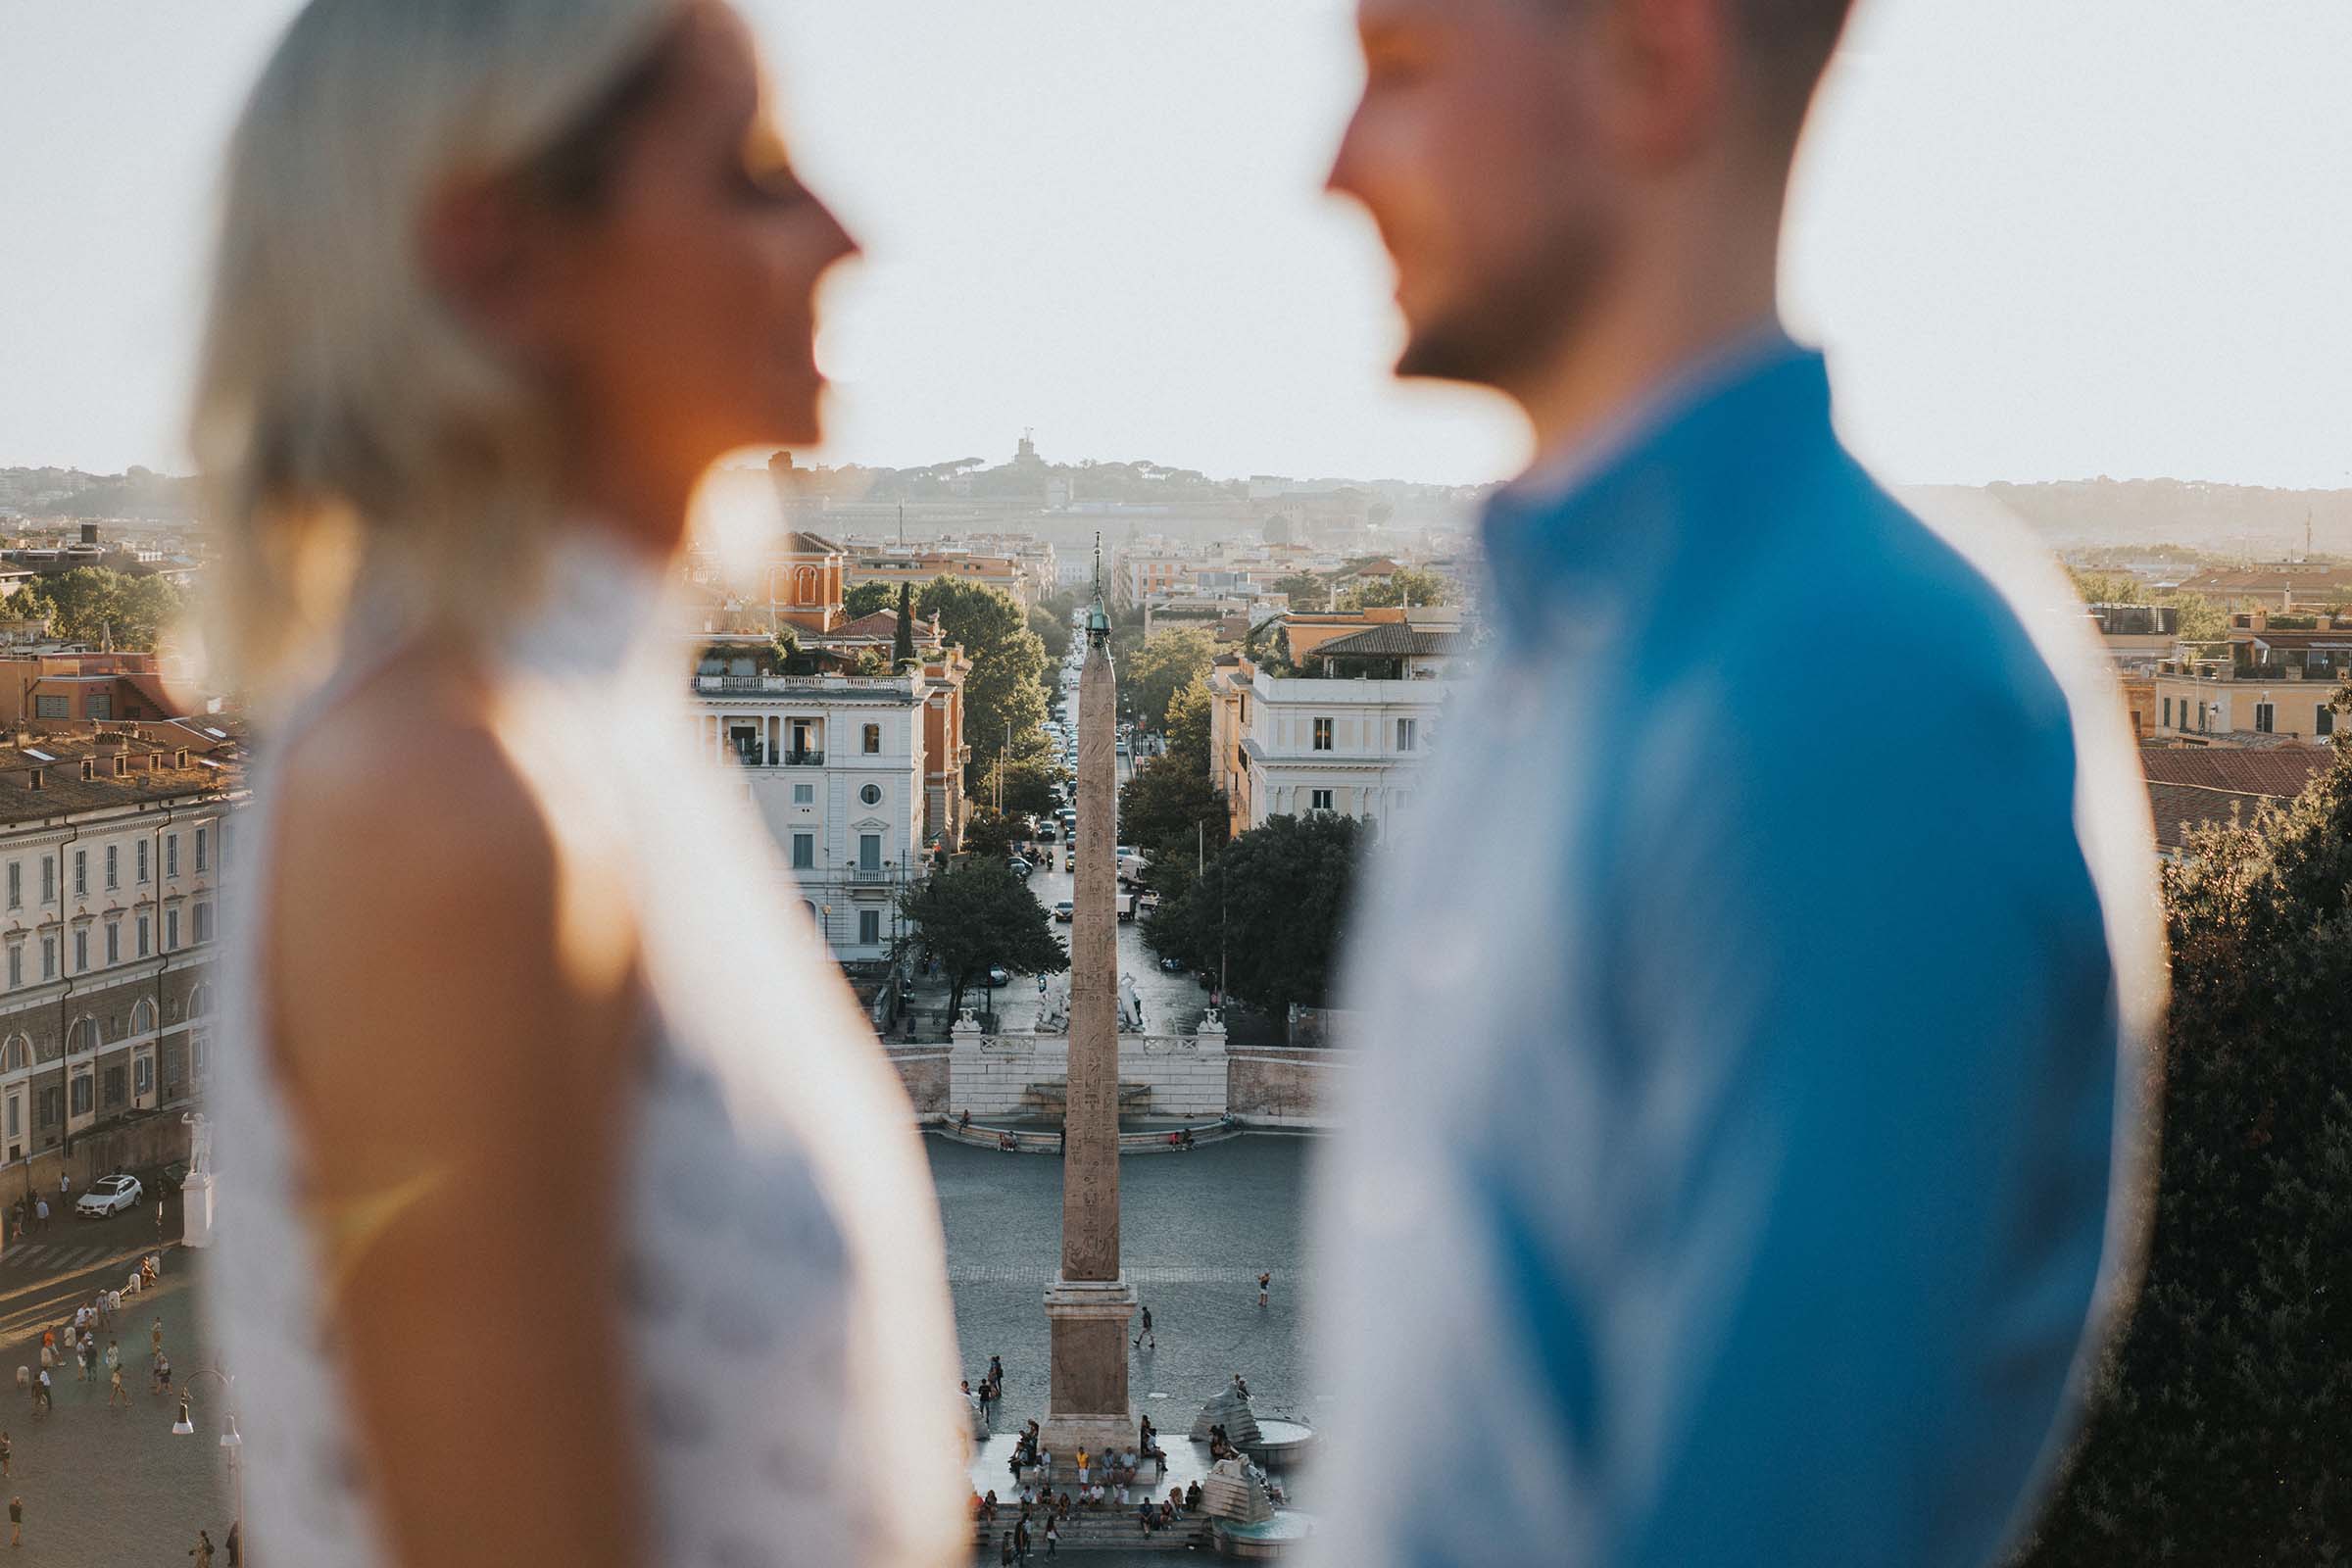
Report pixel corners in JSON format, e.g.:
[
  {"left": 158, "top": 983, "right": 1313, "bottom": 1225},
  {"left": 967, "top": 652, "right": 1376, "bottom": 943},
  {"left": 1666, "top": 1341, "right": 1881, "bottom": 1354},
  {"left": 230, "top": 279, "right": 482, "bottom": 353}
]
[
  {"left": 30, "top": 1200, "right": 44, "bottom": 1235},
  {"left": 8, "top": 1494, "right": 19, "bottom": 1547},
  {"left": 998, "top": 1531, "right": 1011, "bottom": 1566},
  {"left": 225, "top": 1521, "right": 240, "bottom": 1568},
  {"left": 190, "top": 1529, "right": 215, "bottom": 1568},
  {"left": 108, "top": 1365, "right": 127, "bottom": 1410},
  {"left": 0, "top": 1432, "right": 9, "bottom": 1477},
  {"left": 56, "top": 1173, "right": 68, "bottom": 1205},
  {"left": 1257, "top": 1270, "right": 1270, "bottom": 1308},
  {"left": 32, "top": 1370, "right": 48, "bottom": 1415},
  {"left": 1133, "top": 1303, "right": 1153, "bottom": 1351},
  {"left": 151, "top": 1319, "right": 164, "bottom": 1358},
  {"left": 104, "top": 1340, "right": 119, "bottom": 1378}
]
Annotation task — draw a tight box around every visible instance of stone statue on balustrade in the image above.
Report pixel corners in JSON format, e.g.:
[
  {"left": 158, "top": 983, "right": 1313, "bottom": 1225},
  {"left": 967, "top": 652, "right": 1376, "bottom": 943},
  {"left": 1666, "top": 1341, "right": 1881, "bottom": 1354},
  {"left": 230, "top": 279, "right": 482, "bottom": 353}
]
[
  {"left": 1037, "top": 972, "right": 1072, "bottom": 1034},
  {"left": 1117, "top": 972, "right": 1147, "bottom": 1033}
]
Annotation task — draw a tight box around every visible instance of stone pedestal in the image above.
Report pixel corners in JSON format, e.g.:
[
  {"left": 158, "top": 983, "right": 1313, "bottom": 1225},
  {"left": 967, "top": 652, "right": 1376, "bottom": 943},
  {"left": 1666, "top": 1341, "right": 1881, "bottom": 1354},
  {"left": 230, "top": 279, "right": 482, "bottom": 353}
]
[{"left": 1040, "top": 1274, "right": 1139, "bottom": 1454}]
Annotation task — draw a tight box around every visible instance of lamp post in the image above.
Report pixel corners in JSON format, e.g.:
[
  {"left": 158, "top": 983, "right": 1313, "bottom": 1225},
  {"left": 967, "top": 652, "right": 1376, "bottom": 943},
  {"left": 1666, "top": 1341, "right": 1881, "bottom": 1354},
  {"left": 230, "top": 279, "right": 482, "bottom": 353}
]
[{"left": 174, "top": 1364, "right": 243, "bottom": 1553}]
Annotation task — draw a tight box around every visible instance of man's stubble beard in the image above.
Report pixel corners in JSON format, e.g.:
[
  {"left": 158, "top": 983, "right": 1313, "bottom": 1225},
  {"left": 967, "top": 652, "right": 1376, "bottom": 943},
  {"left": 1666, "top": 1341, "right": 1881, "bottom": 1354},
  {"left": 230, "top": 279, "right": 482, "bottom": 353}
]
[{"left": 1393, "top": 216, "right": 1611, "bottom": 399}]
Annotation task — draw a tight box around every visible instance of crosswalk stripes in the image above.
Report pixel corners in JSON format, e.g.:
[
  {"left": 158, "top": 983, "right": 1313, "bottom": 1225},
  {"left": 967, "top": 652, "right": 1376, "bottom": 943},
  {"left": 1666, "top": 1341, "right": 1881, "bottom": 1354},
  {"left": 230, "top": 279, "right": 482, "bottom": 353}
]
[{"left": 0, "top": 1243, "right": 117, "bottom": 1273}]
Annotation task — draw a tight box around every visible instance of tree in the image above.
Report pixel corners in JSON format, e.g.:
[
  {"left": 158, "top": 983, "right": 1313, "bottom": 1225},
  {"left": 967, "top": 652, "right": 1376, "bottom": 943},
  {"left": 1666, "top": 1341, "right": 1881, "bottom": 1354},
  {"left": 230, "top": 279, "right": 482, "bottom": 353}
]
[
  {"left": 892, "top": 582, "right": 916, "bottom": 668},
  {"left": 1339, "top": 565, "right": 1452, "bottom": 611},
  {"left": 1120, "top": 626, "right": 1217, "bottom": 734},
  {"left": 1143, "top": 812, "right": 1365, "bottom": 1015},
  {"left": 1118, "top": 756, "right": 1228, "bottom": 905},
  {"left": 914, "top": 577, "right": 1050, "bottom": 788},
  {"left": 843, "top": 581, "right": 897, "bottom": 619},
  {"left": 1271, "top": 572, "right": 1328, "bottom": 612},
  {"left": 996, "top": 734, "right": 1066, "bottom": 821},
  {"left": 899, "top": 860, "right": 1067, "bottom": 1017},
  {"left": 14, "top": 567, "right": 188, "bottom": 651},
  {"left": 1029, "top": 606, "right": 1073, "bottom": 662},
  {"left": 2015, "top": 722, "right": 2352, "bottom": 1566},
  {"left": 1164, "top": 674, "right": 1213, "bottom": 775},
  {"left": 960, "top": 809, "right": 1022, "bottom": 858}
]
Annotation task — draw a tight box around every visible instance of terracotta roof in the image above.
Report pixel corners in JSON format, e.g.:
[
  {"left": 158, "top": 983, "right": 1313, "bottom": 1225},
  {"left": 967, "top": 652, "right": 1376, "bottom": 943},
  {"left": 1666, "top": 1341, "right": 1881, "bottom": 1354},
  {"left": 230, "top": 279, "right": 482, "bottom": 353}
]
[
  {"left": 1311, "top": 624, "right": 1460, "bottom": 660},
  {"left": 778, "top": 531, "right": 843, "bottom": 556},
  {"left": 2140, "top": 747, "right": 2331, "bottom": 797},
  {"left": 2146, "top": 781, "right": 2282, "bottom": 854},
  {"left": 0, "top": 728, "right": 239, "bottom": 827},
  {"left": 829, "top": 611, "right": 903, "bottom": 640}
]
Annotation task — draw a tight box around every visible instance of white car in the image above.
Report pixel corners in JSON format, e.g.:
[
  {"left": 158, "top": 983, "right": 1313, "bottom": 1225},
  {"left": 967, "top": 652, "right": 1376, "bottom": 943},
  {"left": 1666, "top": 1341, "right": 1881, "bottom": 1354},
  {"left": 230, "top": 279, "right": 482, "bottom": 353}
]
[{"left": 75, "top": 1174, "right": 142, "bottom": 1219}]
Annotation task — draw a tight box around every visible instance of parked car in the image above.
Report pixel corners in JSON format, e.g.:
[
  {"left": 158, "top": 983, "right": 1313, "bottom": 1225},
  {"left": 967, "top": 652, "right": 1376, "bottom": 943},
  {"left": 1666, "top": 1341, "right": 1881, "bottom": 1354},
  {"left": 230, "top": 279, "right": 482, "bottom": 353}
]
[
  {"left": 1052, "top": 901, "right": 1075, "bottom": 923},
  {"left": 1159, "top": 956, "right": 1187, "bottom": 973},
  {"left": 154, "top": 1161, "right": 188, "bottom": 1195},
  {"left": 75, "top": 1174, "right": 142, "bottom": 1219},
  {"left": 1038, "top": 826, "right": 1057, "bottom": 844},
  {"left": 1006, "top": 858, "right": 1033, "bottom": 879},
  {"left": 986, "top": 965, "right": 1011, "bottom": 988}
]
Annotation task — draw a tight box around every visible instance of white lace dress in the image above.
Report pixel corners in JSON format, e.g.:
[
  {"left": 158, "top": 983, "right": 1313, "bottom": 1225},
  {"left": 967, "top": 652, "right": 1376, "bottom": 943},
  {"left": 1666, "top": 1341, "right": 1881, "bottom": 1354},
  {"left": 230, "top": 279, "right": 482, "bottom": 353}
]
[{"left": 206, "top": 534, "right": 966, "bottom": 1566}]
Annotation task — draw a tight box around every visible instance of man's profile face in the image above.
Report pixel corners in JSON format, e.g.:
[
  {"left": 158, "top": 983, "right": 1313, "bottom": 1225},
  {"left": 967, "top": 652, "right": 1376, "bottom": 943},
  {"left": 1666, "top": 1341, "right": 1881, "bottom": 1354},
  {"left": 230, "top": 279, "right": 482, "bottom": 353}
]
[{"left": 1328, "top": 0, "right": 1624, "bottom": 394}]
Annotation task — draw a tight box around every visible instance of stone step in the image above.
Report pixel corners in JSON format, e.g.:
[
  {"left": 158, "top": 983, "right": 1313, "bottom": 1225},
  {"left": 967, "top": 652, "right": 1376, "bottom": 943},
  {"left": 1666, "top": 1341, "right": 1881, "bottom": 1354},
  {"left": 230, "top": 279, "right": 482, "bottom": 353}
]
[{"left": 970, "top": 1514, "right": 1210, "bottom": 1556}]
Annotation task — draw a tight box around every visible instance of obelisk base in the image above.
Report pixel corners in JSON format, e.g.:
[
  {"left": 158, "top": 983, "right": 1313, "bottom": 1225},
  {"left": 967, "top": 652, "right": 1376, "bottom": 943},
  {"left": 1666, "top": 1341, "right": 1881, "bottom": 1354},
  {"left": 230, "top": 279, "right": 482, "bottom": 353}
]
[{"left": 1040, "top": 1273, "right": 1139, "bottom": 1455}]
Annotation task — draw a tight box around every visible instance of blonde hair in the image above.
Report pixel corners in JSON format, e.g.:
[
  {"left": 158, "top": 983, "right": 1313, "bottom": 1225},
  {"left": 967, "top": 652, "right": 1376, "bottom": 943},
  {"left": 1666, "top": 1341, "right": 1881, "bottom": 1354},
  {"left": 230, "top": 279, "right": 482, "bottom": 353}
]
[{"left": 190, "top": 0, "right": 689, "bottom": 697}]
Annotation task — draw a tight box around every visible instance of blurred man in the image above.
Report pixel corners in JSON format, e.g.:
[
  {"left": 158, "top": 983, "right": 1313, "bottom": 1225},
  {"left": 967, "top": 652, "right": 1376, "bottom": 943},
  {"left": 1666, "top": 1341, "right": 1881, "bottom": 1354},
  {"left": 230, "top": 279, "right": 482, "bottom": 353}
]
[{"left": 1309, "top": 3, "right": 2161, "bottom": 1565}]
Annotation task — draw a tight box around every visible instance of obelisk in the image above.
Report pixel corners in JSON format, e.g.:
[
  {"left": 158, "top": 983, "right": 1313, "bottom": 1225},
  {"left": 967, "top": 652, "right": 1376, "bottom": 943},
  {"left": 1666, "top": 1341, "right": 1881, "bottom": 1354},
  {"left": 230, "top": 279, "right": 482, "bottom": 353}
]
[{"left": 1041, "top": 586, "right": 1137, "bottom": 1456}]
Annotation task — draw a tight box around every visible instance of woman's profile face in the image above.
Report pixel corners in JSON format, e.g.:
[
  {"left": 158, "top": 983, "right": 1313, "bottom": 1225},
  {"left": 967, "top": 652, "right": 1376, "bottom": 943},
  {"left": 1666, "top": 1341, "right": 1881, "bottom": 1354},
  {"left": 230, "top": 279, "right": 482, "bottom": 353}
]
[{"left": 538, "top": 2, "right": 855, "bottom": 478}]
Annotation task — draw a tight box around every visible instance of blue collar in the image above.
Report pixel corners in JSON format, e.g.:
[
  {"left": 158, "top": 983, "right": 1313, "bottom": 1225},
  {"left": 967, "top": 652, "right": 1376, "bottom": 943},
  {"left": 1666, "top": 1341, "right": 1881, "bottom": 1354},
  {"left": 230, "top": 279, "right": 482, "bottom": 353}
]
[{"left": 1480, "top": 344, "right": 1837, "bottom": 644}]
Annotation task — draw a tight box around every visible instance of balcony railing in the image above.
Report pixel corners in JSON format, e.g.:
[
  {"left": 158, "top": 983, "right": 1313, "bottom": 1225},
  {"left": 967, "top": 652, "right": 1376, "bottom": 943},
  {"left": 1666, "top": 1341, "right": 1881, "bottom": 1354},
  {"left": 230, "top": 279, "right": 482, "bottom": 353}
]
[
  {"left": 782, "top": 750, "right": 824, "bottom": 766},
  {"left": 850, "top": 865, "right": 892, "bottom": 883}
]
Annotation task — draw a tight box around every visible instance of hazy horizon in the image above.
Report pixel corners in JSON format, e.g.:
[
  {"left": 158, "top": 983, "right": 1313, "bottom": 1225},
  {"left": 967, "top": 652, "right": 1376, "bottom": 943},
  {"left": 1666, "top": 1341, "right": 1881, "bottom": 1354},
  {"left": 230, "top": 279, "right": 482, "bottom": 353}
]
[{"left": 5, "top": 0, "right": 2351, "bottom": 491}]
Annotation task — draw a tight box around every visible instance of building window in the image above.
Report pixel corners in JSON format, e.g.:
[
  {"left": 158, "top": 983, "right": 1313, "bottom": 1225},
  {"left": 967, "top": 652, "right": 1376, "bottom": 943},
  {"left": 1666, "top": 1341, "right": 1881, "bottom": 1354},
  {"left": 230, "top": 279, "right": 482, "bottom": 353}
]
[
  {"left": 1312, "top": 717, "right": 1333, "bottom": 752},
  {"left": 134, "top": 1055, "right": 152, "bottom": 1098},
  {"left": 4, "top": 1098, "right": 15, "bottom": 1139},
  {"left": 858, "top": 909, "right": 881, "bottom": 946},
  {"left": 2321, "top": 709, "right": 2336, "bottom": 738},
  {"left": 40, "top": 938, "right": 55, "bottom": 981},
  {"left": 70, "top": 1075, "right": 91, "bottom": 1117},
  {"left": 72, "top": 930, "right": 85, "bottom": 973},
  {"left": 192, "top": 1034, "right": 211, "bottom": 1079},
  {"left": 136, "top": 914, "right": 150, "bottom": 958},
  {"left": 73, "top": 850, "right": 86, "bottom": 897},
  {"left": 87, "top": 692, "right": 111, "bottom": 721},
  {"left": 2256, "top": 702, "right": 2276, "bottom": 734},
  {"left": 1310, "top": 788, "right": 1335, "bottom": 812},
  {"left": 37, "top": 1088, "right": 58, "bottom": 1130},
  {"left": 167, "top": 835, "right": 179, "bottom": 878},
  {"left": 860, "top": 783, "right": 884, "bottom": 807},
  {"left": 794, "top": 784, "right": 814, "bottom": 805},
  {"left": 32, "top": 696, "right": 66, "bottom": 719},
  {"left": 193, "top": 903, "right": 214, "bottom": 944},
  {"left": 105, "top": 845, "right": 118, "bottom": 889},
  {"left": 136, "top": 840, "right": 148, "bottom": 884},
  {"left": 859, "top": 833, "right": 882, "bottom": 871},
  {"left": 5, "top": 862, "right": 16, "bottom": 910},
  {"left": 791, "top": 833, "right": 814, "bottom": 870},
  {"left": 195, "top": 827, "right": 209, "bottom": 872},
  {"left": 862, "top": 724, "right": 882, "bottom": 755},
  {"left": 4, "top": 947, "right": 16, "bottom": 990},
  {"left": 105, "top": 922, "right": 119, "bottom": 965},
  {"left": 39, "top": 858, "right": 53, "bottom": 905},
  {"left": 2161, "top": 697, "right": 2172, "bottom": 728},
  {"left": 166, "top": 908, "right": 179, "bottom": 951},
  {"left": 1396, "top": 717, "right": 1417, "bottom": 751}
]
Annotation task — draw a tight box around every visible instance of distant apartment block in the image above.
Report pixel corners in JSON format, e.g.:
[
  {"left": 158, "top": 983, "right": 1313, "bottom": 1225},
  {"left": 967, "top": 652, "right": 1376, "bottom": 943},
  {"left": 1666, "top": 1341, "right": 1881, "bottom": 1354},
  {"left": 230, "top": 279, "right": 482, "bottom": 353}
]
[{"left": 2154, "top": 608, "right": 2351, "bottom": 742}]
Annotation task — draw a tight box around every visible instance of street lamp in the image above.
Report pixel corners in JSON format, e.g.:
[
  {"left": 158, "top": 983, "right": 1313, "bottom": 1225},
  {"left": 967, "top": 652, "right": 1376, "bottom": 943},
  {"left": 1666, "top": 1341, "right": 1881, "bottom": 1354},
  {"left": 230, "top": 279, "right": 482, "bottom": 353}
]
[{"left": 174, "top": 1364, "right": 244, "bottom": 1553}]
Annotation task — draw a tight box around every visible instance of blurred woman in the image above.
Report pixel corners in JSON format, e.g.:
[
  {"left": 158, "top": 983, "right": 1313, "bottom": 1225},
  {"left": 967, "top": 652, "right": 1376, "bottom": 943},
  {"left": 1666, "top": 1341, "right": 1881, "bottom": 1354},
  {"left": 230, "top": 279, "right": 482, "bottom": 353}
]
[{"left": 191, "top": 3, "right": 965, "bottom": 1564}]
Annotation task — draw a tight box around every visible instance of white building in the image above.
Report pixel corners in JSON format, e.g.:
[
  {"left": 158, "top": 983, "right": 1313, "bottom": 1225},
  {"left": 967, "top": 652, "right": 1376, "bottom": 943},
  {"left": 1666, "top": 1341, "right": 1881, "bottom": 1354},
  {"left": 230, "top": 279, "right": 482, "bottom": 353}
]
[
  {"left": 0, "top": 727, "right": 242, "bottom": 1176},
  {"left": 690, "top": 670, "right": 934, "bottom": 963}
]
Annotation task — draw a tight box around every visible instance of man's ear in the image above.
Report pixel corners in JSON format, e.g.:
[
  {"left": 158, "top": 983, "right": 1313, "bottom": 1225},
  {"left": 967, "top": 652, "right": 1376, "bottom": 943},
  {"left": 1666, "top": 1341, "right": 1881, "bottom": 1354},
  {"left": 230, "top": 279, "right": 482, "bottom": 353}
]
[{"left": 1592, "top": 0, "right": 1736, "bottom": 169}]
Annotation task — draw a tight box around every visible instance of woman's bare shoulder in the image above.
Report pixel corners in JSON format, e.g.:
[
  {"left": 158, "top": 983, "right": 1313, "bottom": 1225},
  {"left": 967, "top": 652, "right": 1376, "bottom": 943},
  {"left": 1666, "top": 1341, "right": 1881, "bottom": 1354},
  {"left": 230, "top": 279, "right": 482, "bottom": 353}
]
[{"left": 273, "top": 654, "right": 551, "bottom": 903}]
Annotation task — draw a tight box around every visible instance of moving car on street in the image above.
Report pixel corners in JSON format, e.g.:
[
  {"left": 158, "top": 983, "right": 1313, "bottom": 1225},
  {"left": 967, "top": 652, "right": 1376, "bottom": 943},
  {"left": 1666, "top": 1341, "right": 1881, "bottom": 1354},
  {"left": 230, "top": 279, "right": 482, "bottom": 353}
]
[{"left": 1053, "top": 901, "right": 1075, "bottom": 923}]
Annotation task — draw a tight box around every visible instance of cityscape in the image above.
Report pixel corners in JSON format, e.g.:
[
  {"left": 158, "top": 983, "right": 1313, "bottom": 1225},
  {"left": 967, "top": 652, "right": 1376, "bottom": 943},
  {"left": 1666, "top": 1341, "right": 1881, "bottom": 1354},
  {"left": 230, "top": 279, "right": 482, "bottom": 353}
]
[
  {"left": 5, "top": 0, "right": 2350, "bottom": 1563},
  {"left": 0, "top": 432, "right": 2345, "bottom": 1559}
]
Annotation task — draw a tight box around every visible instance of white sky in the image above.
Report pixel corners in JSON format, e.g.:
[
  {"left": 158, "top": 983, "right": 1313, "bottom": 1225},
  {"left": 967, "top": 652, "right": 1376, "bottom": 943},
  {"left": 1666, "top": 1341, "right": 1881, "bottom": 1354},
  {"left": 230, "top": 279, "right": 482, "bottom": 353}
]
[{"left": 3, "top": 0, "right": 2350, "bottom": 490}]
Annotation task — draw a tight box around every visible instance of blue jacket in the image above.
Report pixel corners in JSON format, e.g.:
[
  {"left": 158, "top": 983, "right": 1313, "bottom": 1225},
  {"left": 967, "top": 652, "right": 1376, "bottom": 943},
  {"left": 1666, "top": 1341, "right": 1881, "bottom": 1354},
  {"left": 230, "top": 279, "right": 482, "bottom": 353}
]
[{"left": 1309, "top": 344, "right": 2155, "bottom": 1568}]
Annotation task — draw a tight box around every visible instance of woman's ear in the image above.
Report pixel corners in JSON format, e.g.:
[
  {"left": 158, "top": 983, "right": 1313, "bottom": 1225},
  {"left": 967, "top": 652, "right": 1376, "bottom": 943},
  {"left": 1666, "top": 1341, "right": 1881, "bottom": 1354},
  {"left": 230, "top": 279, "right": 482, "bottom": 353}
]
[{"left": 418, "top": 177, "right": 556, "bottom": 354}]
